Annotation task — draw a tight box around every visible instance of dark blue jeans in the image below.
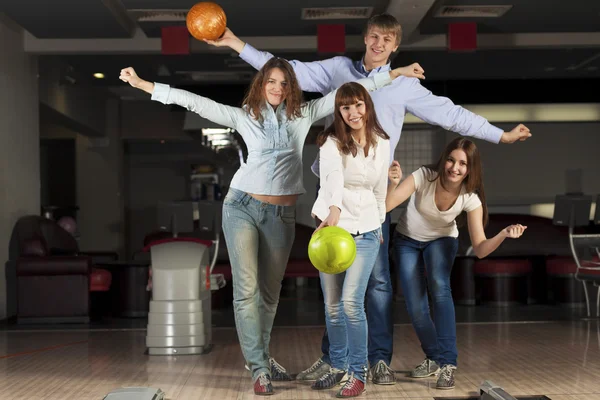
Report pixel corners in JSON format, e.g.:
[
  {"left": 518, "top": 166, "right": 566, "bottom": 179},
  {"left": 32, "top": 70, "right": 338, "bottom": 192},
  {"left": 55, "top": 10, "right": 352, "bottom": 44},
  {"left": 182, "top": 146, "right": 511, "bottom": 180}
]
[
  {"left": 392, "top": 232, "right": 459, "bottom": 367},
  {"left": 320, "top": 213, "right": 394, "bottom": 366}
]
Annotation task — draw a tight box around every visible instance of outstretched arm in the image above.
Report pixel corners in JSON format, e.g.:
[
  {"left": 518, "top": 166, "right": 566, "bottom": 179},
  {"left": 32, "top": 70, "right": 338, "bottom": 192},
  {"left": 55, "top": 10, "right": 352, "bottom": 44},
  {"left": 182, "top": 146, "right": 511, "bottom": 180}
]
[
  {"left": 386, "top": 174, "right": 416, "bottom": 212},
  {"left": 119, "top": 67, "right": 243, "bottom": 131},
  {"left": 307, "top": 64, "right": 426, "bottom": 125},
  {"left": 467, "top": 206, "right": 527, "bottom": 258},
  {"left": 205, "top": 27, "right": 342, "bottom": 93},
  {"left": 404, "top": 79, "right": 532, "bottom": 144}
]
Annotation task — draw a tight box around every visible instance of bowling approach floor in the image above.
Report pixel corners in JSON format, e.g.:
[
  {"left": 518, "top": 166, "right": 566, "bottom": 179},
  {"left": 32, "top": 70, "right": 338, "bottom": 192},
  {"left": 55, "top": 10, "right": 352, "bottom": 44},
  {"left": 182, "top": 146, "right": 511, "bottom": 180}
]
[{"left": 1, "top": 283, "right": 600, "bottom": 400}]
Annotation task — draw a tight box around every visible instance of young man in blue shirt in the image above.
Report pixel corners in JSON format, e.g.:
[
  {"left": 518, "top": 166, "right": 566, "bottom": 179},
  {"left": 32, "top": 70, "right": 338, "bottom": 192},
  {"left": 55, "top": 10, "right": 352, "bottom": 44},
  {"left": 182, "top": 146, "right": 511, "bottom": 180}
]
[{"left": 206, "top": 13, "right": 531, "bottom": 387}]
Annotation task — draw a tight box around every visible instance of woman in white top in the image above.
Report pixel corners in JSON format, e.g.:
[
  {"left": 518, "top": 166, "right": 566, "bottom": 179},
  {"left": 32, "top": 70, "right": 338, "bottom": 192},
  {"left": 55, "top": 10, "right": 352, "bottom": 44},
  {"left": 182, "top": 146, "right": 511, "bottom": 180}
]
[
  {"left": 310, "top": 81, "right": 393, "bottom": 398},
  {"left": 120, "top": 61, "right": 423, "bottom": 396},
  {"left": 386, "top": 137, "right": 526, "bottom": 390}
]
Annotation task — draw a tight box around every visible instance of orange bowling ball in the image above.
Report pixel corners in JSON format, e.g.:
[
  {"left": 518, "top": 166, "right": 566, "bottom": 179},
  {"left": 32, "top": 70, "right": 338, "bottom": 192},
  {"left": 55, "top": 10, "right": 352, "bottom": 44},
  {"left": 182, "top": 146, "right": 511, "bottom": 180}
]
[{"left": 186, "top": 2, "right": 227, "bottom": 41}]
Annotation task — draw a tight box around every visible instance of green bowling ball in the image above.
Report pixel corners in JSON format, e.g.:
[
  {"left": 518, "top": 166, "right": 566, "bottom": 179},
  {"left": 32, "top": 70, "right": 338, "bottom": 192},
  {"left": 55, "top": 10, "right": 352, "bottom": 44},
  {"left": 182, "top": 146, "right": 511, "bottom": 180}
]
[{"left": 308, "top": 226, "right": 357, "bottom": 274}]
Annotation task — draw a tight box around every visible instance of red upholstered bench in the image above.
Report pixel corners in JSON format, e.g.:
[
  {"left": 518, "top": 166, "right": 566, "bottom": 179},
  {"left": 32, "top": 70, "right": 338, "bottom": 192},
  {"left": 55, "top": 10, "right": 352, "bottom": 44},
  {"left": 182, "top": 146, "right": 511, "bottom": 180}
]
[
  {"left": 89, "top": 267, "right": 113, "bottom": 318},
  {"left": 211, "top": 263, "right": 232, "bottom": 281},
  {"left": 90, "top": 268, "right": 112, "bottom": 292},
  {"left": 210, "top": 260, "right": 319, "bottom": 308},
  {"left": 545, "top": 256, "right": 584, "bottom": 307},
  {"left": 451, "top": 256, "right": 477, "bottom": 306},
  {"left": 284, "top": 260, "right": 319, "bottom": 278},
  {"left": 474, "top": 258, "right": 532, "bottom": 306},
  {"left": 212, "top": 260, "right": 318, "bottom": 281}
]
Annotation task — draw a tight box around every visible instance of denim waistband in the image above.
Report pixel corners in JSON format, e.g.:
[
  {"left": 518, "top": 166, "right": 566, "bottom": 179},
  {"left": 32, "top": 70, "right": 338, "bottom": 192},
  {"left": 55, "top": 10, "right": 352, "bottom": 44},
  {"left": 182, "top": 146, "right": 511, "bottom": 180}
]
[{"left": 224, "top": 188, "right": 296, "bottom": 211}]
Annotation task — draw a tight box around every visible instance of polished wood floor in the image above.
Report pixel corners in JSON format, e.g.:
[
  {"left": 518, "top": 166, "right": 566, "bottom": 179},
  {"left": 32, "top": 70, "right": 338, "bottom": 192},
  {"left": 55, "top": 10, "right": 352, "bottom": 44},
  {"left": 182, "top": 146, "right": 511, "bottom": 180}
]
[{"left": 1, "top": 320, "right": 599, "bottom": 399}]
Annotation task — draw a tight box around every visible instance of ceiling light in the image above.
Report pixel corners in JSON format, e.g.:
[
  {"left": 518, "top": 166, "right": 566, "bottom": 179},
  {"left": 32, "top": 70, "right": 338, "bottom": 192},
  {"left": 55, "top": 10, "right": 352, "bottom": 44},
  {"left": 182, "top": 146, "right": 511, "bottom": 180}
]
[
  {"left": 211, "top": 139, "right": 231, "bottom": 146},
  {"left": 93, "top": 73, "right": 105, "bottom": 79},
  {"left": 434, "top": 5, "right": 512, "bottom": 18},
  {"left": 202, "top": 128, "right": 232, "bottom": 136},
  {"left": 206, "top": 133, "right": 229, "bottom": 141}
]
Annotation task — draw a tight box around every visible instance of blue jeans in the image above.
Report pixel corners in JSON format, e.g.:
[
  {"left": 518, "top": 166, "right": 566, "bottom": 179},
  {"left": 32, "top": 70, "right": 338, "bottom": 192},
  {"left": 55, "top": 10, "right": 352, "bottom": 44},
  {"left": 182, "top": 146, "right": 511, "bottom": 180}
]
[
  {"left": 320, "top": 228, "right": 381, "bottom": 383},
  {"left": 321, "top": 213, "right": 394, "bottom": 366},
  {"left": 393, "top": 232, "right": 459, "bottom": 367},
  {"left": 222, "top": 188, "right": 296, "bottom": 379}
]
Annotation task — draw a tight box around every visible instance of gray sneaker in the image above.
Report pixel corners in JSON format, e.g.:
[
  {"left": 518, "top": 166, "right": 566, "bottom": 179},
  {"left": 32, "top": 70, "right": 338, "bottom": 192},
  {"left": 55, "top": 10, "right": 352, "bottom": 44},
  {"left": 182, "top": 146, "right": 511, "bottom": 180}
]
[
  {"left": 269, "top": 357, "right": 292, "bottom": 381},
  {"left": 370, "top": 360, "right": 396, "bottom": 385},
  {"left": 296, "top": 357, "right": 331, "bottom": 381},
  {"left": 410, "top": 359, "right": 440, "bottom": 378},
  {"left": 244, "top": 358, "right": 292, "bottom": 381},
  {"left": 310, "top": 367, "right": 346, "bottom": 390},
  {"left": 436, "top": 364, "right": 457, "bottom": 389}
]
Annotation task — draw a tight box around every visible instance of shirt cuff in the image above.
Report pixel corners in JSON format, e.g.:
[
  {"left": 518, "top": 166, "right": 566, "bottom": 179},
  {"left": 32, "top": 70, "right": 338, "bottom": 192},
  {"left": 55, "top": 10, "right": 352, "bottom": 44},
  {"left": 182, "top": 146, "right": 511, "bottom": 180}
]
[
  {"left": 239, "top": 42, "right": 256, "bottom": 61},
  {"left": 487, "top": 125, "right": 504, "bottom": 144},
  {"left": 328, "top": 191, "right": 343, "bottom": 211},
  {"left": 373, "top": 71, "right": 393, "bottom": 90},
  {"left": 151, "top": 82, "right": 170, "bottom": 104}
]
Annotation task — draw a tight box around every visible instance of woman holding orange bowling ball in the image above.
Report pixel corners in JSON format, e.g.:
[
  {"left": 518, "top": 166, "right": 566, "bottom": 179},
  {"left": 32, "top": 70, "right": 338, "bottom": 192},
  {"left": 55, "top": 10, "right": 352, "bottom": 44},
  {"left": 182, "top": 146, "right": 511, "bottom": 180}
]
[{"left": 119, "top": 58, "right": 423, "bottom": 395}]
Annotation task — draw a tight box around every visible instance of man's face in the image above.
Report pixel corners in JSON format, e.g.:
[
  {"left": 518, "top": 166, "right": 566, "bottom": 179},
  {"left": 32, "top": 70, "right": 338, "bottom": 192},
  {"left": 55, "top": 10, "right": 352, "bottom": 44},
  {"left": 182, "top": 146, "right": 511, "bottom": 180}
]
[{"left": 363, "top": 27, "right": 399, "bottom": 67}]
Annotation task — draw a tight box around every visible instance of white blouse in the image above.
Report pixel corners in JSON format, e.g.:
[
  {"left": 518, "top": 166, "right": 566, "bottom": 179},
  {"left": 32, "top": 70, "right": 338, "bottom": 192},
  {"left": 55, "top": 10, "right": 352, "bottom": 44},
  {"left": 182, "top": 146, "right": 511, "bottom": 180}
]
[{"left": 312, "top": 135, "right": 390, "bottom": 235}]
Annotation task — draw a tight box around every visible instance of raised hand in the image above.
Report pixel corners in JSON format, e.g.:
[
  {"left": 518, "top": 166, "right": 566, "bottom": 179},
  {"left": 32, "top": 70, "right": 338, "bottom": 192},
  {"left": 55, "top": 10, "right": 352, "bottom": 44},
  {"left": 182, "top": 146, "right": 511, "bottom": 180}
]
[
  {"left": 502, "top": 224, "right": 527, "bottom": 239},
  {"left": 391, "top": 63, "right": 425, "bottom": 80},
  {"left": 500, "top": 124, "right": 532, "bottom": 143},
  {"left": 203, "top": 28, "right": 245, "bottom": 53},
  {"left": 119, "top": 67, "right": 155, "bottom": 94},
  {"left": 388, "top": 160, "right": 402, "bottom": 186},
  {"left": 119, "top": 67, "right": 142, "bottom": 88}
]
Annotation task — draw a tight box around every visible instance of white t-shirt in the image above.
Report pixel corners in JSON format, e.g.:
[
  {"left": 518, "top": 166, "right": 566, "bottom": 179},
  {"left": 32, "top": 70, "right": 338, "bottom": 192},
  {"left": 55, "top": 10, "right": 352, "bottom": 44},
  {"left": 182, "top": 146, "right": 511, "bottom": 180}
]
[
  {"left": 312, "top": 135, "right": 390, "bottom": 235},
  {"left": 395, "top": 167, "right": 482, "bottom": 242}
]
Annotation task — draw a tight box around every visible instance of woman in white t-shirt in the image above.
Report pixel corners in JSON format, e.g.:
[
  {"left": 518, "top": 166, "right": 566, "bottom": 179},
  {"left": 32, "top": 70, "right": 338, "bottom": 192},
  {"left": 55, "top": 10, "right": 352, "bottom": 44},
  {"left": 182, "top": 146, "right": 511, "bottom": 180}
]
[
  {"left": 310, "top": 81, "right": 392, "bottom": 398},
  {"left": 385, "top": 137, "right": 526, "bottom": 390}
]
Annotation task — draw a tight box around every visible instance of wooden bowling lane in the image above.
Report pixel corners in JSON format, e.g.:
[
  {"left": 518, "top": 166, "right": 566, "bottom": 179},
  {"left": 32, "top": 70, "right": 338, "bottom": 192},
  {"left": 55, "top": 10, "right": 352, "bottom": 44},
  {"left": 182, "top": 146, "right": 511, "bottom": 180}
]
[{"left": 0, "top": 321, "right": 598, "bottom": 399}]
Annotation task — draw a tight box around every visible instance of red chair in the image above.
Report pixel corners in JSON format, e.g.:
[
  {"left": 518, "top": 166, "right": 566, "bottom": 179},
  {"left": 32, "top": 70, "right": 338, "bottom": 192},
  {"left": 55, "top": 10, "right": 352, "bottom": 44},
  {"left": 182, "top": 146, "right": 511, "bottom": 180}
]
[
  {"left": 474, "top": 258, "right": 532, "bottom": 306},
  {"left": 7, "top": 215, "right": 113, "bottom": 323}
]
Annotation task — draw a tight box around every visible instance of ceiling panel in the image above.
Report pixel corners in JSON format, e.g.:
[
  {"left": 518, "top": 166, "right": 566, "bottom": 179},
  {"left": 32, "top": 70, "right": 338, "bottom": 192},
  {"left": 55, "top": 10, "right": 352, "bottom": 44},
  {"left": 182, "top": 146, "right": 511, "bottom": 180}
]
[
  {"left": 1, "top": 0, "right": 132, "bottom": 38},
  {"left": 419, "top": 0, "right": 600, "bottom": 34},
  {"left": 123, "top": 0, "right": 389, "bottom": 38}
]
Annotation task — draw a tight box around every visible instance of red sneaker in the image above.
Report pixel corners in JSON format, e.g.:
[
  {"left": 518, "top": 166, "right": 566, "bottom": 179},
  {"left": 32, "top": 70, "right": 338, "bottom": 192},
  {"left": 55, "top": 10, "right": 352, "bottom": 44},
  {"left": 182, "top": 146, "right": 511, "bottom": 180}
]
[
  {"left": 337, "top": 375, "right": 365, "bottom": 398},
  {"left": 254, "top": 373, "right": 274, "bottom": 396}
]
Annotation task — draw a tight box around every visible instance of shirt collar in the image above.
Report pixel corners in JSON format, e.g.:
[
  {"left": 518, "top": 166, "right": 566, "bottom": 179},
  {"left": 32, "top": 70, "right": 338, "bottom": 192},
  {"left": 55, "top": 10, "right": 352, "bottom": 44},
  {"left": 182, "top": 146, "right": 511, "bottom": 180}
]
[{"left": 354, "top": 57, "right": 392, "bottom": 76}]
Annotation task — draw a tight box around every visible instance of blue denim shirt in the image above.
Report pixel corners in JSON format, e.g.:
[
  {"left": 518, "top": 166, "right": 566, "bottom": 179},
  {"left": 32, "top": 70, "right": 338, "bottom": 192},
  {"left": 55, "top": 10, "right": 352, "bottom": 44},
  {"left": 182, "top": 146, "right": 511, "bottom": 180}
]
[
  {"left": 239, "top": 44, "right": 504, "bottom": 176},
  {"left": 151, "top": 72, "right": 392, "bottom": 196}
]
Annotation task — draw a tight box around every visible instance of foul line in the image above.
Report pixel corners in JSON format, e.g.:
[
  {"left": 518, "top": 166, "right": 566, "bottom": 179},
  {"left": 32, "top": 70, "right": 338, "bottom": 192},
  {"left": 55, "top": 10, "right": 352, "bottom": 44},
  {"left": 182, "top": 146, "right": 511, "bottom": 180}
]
[{"left": 0, "top": 340, "right": 89, "bottom": 359}]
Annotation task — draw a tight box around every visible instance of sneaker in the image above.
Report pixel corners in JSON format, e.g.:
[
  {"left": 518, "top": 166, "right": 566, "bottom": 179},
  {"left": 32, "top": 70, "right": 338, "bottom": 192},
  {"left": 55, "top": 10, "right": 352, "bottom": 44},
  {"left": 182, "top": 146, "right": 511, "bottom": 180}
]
[
  {"left": 269, "top": 357, "right": 293, "bottom": 381},
  {"left": 436, "top": 365, "right": 457, "bottom": 390},
  {"left": 296, "top": 357, "right": 331, "bottom": 381},
  {"left": 410, "top": 359, "right": 440, "bottom": 378},
  {"left": 311, "top": 368, "right": 346, "bottom": 390},
  {"left": 337, "top": 374, "right": 365, "bottom": 398},
  {"left": 370, "top": 360, "right": 396, "bottom": 385},
  {"left": 253, "top": 372, "right": 274, "bottom": 396}
]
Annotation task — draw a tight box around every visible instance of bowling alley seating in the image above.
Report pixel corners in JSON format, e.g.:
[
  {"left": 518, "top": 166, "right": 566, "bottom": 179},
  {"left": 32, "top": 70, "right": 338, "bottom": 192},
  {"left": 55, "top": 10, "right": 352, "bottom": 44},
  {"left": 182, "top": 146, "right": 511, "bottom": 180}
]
[
  {"left": 5, "top": 215, "right": 114, "bottom": 323},
  {"left": 455, "top": 213, "right": 572, "bottom": 306},
  {"left": 545, "top": 255, "right": 586, "bottom": 307},
  {"left": 549, "top": 194, "right": 600, "bottom": 317}
]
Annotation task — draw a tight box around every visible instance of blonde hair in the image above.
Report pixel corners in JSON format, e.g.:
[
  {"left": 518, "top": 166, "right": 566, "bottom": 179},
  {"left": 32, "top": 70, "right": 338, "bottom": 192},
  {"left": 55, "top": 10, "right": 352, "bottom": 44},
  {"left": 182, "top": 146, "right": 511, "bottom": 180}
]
[{"left": 364, "top": 13, "right": 402, "bottom": 45}]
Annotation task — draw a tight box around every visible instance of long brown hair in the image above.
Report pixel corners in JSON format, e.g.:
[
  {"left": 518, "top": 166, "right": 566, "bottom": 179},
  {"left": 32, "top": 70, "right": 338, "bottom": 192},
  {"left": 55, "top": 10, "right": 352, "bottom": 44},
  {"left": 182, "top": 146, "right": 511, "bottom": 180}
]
[
  {"left": 242, "top": 58, "right": 303, "bottom": 124},
  {"left": 425, "top": 137, "right": 488, "bottom": 227},
  {"left": 316, "top": 82, "right": 389, "bottom": 156}
]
